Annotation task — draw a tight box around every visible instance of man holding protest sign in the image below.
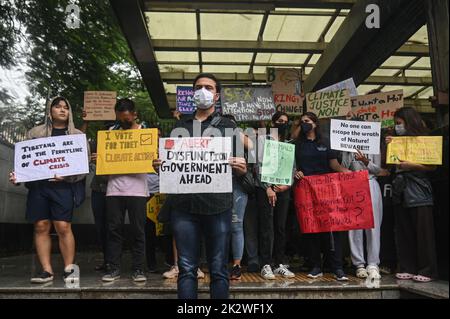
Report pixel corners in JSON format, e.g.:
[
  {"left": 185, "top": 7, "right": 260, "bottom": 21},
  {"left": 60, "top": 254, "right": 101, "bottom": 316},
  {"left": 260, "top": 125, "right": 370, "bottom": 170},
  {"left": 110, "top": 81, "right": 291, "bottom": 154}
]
[
  {"left": 100, "top": 98, "right": 153, "bottom": 283},
  {"left": 9, "top": 96, "right": 88, "bottom": 284},
  {"left": 153, "top": 73, "right": 247, "bottom": 299}
]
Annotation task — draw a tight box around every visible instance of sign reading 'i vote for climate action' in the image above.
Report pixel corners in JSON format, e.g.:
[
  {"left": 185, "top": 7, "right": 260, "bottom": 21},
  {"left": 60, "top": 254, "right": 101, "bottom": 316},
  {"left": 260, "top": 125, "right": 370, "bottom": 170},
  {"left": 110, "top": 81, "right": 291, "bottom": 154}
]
[
  {"left": 96, "top": 128, "right": 158, "bottom": 175},
  {"left": 306, "top": 89, "right": 351, "bottom": 119},
  {"left": 14, "top": 134, "right": 89, "bottom": 183}
]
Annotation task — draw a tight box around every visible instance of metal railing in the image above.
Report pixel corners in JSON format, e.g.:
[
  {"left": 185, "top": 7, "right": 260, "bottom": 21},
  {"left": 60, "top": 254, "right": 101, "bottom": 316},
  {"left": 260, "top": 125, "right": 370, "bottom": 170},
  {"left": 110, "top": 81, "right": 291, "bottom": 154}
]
[{"left": 0, "top": 123, "right": 27, "bottom": 145}]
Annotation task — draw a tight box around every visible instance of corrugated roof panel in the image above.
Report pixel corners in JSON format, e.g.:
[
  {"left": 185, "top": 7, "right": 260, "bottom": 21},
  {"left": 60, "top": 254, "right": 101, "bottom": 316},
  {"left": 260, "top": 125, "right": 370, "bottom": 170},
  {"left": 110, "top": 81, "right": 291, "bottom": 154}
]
[
  {"left": 146, "top": 12, "right": 197, "bottom": 39},
  {"left": 201, "top": 13, "right": 263, "bottom": 40}
]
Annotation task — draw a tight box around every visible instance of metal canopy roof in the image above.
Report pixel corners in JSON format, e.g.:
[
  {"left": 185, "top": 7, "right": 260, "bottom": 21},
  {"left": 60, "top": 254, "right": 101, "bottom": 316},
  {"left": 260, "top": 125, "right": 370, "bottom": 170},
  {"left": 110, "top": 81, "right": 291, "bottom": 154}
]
[{"left": 110, "top": 0, "right": 434, "bottom": 118}]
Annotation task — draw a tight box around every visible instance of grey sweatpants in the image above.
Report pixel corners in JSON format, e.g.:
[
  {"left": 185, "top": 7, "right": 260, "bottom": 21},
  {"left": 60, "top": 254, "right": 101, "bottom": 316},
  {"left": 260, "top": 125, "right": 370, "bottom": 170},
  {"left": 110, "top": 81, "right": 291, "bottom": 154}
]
[{"left": 348, "top": 179, "right": 383, "bottom": 267}]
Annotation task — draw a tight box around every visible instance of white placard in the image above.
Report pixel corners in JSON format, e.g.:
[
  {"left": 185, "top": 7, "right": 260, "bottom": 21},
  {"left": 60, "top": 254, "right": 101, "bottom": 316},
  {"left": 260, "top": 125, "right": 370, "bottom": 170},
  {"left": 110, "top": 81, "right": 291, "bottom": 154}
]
[
  {"left": 330, "top": 119, "right": 381, "bottom": 154},
  {"left": 159, "top": 137, "right": 232, "bottom": 194},
  {"left": 15, "top": 134, "right": 89, "bottom": 183},
  {"left": 318, "top": 78, "right": 358, "bottom": 97}
]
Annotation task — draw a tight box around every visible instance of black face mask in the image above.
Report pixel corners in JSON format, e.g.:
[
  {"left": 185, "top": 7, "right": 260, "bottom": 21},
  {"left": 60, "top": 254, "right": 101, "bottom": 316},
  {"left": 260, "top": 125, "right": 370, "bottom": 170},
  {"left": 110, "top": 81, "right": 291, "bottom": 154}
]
[
  {"left": 274, "top": 123, "right": 288, "bottom": 136},
  {"left": 301, "top": 122, "right": 313, "bottom": 133},
  {"left": 119, "top": 121, "right": 133, "bottom": 130}
]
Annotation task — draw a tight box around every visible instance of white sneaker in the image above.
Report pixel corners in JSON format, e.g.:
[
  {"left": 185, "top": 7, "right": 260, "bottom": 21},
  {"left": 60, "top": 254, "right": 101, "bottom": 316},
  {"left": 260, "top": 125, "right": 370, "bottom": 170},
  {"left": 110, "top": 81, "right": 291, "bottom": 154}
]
[
  {"left": 197, "top": 268, "right": 205, "bottom": 279},
  {"left": 356, "top": 266, "right": 368, "bottom": 278},
  {"left": 367, "top": 265, "right": 381, "bottom": 279},
  {"left": 273, "top": 264, "right": 295, "bottom": 278},
  {"left": 162, "top": 265, "right": 179, "bottom": 279},
  {"left": 261, "top": 264, "right": 276, "bottom": 280}
]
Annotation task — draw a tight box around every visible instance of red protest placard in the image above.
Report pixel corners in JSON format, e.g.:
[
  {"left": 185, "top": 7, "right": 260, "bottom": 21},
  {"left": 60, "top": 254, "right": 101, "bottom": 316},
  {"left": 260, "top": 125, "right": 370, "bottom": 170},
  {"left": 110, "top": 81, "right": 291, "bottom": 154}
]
[{"left": 294, "top": 171, "right": 374, "bottom": 233}]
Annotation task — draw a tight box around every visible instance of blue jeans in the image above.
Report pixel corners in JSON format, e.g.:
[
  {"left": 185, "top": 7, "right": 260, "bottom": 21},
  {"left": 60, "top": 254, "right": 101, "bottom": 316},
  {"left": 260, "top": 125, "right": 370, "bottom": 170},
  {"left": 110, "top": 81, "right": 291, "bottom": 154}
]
[
  {"left": 172, "top": 208, "right": 232, "bottom": 299},
  {"left": 231, "top": 180, "right": 248, "bottom": 260}
]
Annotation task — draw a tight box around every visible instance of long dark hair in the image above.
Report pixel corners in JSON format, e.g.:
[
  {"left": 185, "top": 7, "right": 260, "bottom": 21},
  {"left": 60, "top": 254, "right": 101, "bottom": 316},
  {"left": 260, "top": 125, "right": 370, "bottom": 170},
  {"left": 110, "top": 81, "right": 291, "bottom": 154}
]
[
  {"left": 271, "top": 111, "right": 288, "bottom": 123},
  {"left": 394, "top": 107, "right": 429, "bottom": 136},
  {"left": 297, "top": 112, "right": 325, "bottom": 145}
]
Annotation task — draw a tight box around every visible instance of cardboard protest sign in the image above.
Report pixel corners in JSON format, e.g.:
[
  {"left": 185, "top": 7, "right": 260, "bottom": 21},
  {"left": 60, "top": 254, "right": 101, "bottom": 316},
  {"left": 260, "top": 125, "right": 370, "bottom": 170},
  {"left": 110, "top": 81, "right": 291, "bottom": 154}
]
[
  {"left": 330, "top": 119, "right": 381, "bottom": 154},
  {"left": 261, "top": 139, "right": 295, "bottom": 186},
  {"left": 351, "top": 90, "right": 403, "bottom": 128},
  {"left": 14, "top": 134, "right": 89, "bottom": 183},
  {"left": 267, "top": 68, "right": 303, "bottom": 116},
  {"left": 176, "top": 86, "right": 195, "bottom": 114},
  {"left": 294, "top": 171, "right": 374, "bottom": 233},
  {"left": 159, "top": 137, "right": 232, "bottom": 193},
  {"left": 386, "top": 136, "right": 443, "bottom": 165},
  {"left": 83, "top": 91, "right": 117, "bottom": 121},
  {"left": 146, "top": 193, "right": 166, "bottom": 236},
  {"left": 317, "top": 78, "right": 358, "bottom": 97},
  {"left": 221, "top": 86, "right": 276, "bottom": 122},
  {"left": 96, "top": 128, "right": 158, "bottom": 175},
  {"left": 306, "top": 89, "right": 351, "bottom": 119}
]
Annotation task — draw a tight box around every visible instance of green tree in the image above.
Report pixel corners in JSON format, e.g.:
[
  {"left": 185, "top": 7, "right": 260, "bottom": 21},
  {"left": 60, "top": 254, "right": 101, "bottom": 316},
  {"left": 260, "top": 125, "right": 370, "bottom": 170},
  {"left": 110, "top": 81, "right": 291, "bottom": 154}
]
[{"left": 2, "top": 0, "right": 167, "bottom": 138}]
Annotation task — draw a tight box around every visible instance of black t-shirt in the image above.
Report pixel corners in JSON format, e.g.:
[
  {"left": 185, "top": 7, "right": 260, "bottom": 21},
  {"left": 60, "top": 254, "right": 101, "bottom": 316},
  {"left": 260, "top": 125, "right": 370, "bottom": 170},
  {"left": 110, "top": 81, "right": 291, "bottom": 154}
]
[
  {"left": 295, "top": 138, "right": 338, "bottom": 176},
  {"left": 51, "top": 127, "right": 68, "bottom": 136}
]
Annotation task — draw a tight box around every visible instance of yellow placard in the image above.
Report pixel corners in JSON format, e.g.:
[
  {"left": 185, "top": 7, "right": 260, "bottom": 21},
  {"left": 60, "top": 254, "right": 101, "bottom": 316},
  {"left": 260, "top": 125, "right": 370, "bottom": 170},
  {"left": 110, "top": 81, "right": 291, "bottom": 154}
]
[
  {"left": 96, "top": 128, "right": 158, "bottom": 175},
  {"left": 146, "top": 193, "right": 166, "bottom": 236},
  {"left": 386, "top": 136, "right": 443, "bottom": 165}
]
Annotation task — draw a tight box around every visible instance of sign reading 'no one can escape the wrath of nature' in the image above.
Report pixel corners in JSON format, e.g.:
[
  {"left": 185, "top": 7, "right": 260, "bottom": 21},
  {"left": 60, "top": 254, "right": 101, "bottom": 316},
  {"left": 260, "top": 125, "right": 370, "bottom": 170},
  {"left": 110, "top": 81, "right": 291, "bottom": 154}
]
[
  {"left": 330, "top": 119, "right": 381, "bottom": 154},
  {"left": 159, "top": 137, "right": 232, "bottom": 194},
  {"left": 306, "top": 89, "right": 352, "bottom": 119},
  {"left": 96, "top": 128, "right": 158, "bottom": 175}
]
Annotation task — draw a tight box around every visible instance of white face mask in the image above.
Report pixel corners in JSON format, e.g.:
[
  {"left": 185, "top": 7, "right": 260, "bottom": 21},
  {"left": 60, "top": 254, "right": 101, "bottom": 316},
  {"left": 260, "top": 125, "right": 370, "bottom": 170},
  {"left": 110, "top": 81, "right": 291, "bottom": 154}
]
[
  {"left": 194, "top": 87, "right": 215, "bottom": 109},
  {"left": 395, "top": 124, "right": 406, "bottom": 136}
]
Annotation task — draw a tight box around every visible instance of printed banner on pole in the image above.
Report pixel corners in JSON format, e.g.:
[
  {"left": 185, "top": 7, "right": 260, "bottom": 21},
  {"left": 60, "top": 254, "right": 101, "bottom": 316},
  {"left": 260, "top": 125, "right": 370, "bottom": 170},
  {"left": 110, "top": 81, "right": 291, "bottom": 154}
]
[
  {"left": 146, "top": 193, "right": 166, "bottom": 236},
  {"left": 330, "top": 119, "right": 381, "bottom": 154},
  {"left": 306, "top": 89, "right": 352, "bottom": 119},
  {"left": 386, "top": 136, "right": 443, "bottom": 165},
  {"left": 14, "top": 134, "right": 89, "bottom": 183},
  {"left": 221, "top": 86, "right": 276, "bottom": 122},
  {"left": 294, "top": 171, "right": 374, "bottom": 233},
  {"left": 267, "top": 68, "right": 303, "bottom": 116},
  {"left": 83, "top": 91, "right": 117, "bottom": 121},
  {"left": 96, "top": 128, "right": 158, "bottom": 175},
  {"left": 351, "top": 90, "right": 403, "bottom": 128},
  {"left": 261, "top": 139, "right": 295, "bottom": 186},
  {"left": 317, "top": 78, "right": 358, "bottom": 97},
  {"left": 159, "top": 137, "right": 232, "bottom": 193}
]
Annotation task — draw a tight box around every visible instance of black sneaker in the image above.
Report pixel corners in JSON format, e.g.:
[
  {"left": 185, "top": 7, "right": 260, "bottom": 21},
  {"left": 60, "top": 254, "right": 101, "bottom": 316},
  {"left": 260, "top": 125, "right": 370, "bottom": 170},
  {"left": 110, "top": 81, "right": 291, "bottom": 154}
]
[
  {"left": 230, "top": 264, "right": 242, "bottom": 280},
  {"left": 334, "top": 269, "right": 349, "bottom": 281},
  {"left": 102, "top": 267, "right": 121, "bottom": 282},
  {"left": 307, "top": 267, "right": 323, "bottom": 279},
  {"left": 30, "top": 271, "right": 54, "bottom": 284},
  {"left": 132, "top": 269, "right": 147, "bottom": 282}
]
